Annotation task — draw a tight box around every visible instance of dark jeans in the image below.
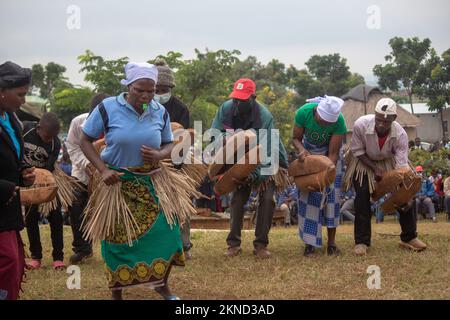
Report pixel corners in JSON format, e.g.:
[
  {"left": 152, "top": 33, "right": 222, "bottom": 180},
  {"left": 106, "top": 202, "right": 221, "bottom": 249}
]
[
  {"left": 25, "top": 205, "right": 64, "bottom": 261},
  {"left": 69, "top": 183, "right": 92, "bottom": 255},
  {"left": 445, "top": 195, "right": 450, "bottom": 219},
  {"left": 353, "top": 174, "right": 417, "bottom": 246},
  {"left": 227, "top": 181, "right": 275, "bottom": 249}
]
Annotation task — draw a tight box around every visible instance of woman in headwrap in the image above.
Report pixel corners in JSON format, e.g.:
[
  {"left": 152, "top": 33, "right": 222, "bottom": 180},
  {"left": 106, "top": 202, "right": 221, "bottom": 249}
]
[
  {"left": 0, "top": 61, "right": 36, "bottom": 300},
  {"left": 80, "top": 62, "right": 195, "bottom": 300},
  {"left": 292, "top": 96, "right": 347, "bottom": 257}
]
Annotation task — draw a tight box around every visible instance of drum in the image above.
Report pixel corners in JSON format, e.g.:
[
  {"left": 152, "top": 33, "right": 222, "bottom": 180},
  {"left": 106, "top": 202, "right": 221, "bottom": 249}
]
[{"left": 20, "top": 168, "right": 58, "bottom": 205}]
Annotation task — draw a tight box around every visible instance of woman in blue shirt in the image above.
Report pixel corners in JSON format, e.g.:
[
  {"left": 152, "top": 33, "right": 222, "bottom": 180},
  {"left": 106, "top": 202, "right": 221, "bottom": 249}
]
[{"left": 80, "top": 62, "right": 187, "bottom": 300}]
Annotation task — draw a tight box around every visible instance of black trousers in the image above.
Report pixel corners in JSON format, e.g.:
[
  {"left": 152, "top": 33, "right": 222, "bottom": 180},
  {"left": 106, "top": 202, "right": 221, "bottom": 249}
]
[
  {"left": 25, "top": 205, "right": 64, "bottom": 261},
  {"left": 353, "top": 174, "right": 417, "bottom": 246},
  {"left": 69, "top": 183, "right": 92, "bottom": 255},
  {"left": 227, "top": 181, "right": 276, "bottom": 249}
]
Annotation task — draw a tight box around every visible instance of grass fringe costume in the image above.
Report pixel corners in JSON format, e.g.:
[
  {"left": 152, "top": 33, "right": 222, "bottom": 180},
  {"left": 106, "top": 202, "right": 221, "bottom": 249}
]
[{"left": 83, "top": 161, "right": 202, "bottom": 289}]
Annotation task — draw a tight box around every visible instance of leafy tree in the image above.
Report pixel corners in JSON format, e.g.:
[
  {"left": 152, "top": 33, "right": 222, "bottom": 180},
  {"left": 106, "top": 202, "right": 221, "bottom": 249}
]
[
  {"left": 289, "top": 68, "right": 322, "bottom": 104},
  {"left": 306, "top": 54, "right": 351, "bottom": 82},
  {"left": 31, "top": 62, "right": 71, "bottom": 112},
  {"left": 373, "top": 37, "right": 432, "bottom": 114},
  {"left": 409, "top": 148, "right": 450, "bottom": 175},
  {"left": 229, "top": 56, "right": 262, "bottom": 82},
  {"left": 304, "top": 53, "right": 364, "bottom": 97},
  {"left": 188, "top": 97, "right": 219, "bottom": 130},
  {"left": 78, "top": 50, "right": 128, "bottom": 95},
  {"left": 416, "top": 48, "right": 450, "bottom": 139},
  {"left": 51, "top": 86, "right": 94, "bottom": 129},
  {"left": 148, "top": 51, "right": 185, "bottom": 70},
  {"left": 176, "top": 48, "right": 241, "bottom": 108},
  {"left": 258, "top": 86, "right": 297, "bottom": 148},
  {"left": 31, "top": 62, "right": 70, "bottom": 99}
]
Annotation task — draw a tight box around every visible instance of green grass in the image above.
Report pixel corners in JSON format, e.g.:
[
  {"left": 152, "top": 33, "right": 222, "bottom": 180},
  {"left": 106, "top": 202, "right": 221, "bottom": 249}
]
[{"left": 20, "top": 214, "right": 450, "bottom": 300}]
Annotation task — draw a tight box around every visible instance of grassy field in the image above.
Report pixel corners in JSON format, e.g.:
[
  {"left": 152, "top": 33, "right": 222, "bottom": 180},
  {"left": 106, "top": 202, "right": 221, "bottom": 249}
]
[{"left": 20, "top": 214, "right": 450, "bottom": 300}]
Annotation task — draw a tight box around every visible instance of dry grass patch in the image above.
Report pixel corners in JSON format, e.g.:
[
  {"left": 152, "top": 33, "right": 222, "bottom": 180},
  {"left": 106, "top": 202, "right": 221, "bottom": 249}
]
[{"left": 20, "top": 215, "right": 450, "bottom": 300}]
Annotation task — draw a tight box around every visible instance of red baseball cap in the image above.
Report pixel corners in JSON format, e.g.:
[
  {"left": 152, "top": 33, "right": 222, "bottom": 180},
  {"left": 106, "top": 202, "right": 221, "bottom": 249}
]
[{"left": 229, "top": 78, "right": 256, "bottom": 100}]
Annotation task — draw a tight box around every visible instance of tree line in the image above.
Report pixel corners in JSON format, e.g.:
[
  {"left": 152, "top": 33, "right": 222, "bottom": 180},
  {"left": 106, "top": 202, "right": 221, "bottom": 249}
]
[{"left": 29, "top": 37, "right": 449, "bottom": 146}]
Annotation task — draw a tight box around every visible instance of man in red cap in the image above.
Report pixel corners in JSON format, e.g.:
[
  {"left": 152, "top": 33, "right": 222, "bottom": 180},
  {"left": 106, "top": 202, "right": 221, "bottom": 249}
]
[{"left": 210, "top": 78, "right": 288, "bottom": 259}]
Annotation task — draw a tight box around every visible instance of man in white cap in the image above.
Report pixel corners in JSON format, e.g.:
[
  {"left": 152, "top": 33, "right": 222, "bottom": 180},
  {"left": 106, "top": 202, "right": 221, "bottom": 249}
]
[
  {"left": 292, "top": 95, "right": 347, "bottom": 257},
  {"left": 344, "top": 97, "right": 427, "bottom": 256}
]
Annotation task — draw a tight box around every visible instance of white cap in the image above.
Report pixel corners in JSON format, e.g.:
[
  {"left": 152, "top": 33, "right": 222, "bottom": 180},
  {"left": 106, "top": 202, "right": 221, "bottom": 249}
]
[
  {"left": 120, "top": 62, "right": 158, "bottom": 86},
  {"left": 375, "top": 98, "right": 397, "bottom": 117},
  {"left": 307, "top": 95, "right": 344, "bottom": 123}
]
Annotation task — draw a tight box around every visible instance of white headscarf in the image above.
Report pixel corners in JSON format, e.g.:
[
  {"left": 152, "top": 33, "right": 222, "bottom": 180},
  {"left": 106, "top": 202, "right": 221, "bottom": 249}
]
[
  {"left": 120, "top": 62, "right": 158, "bottom": 86},
  {"left": 306, "top": 95, "right": 344, "bottom": 123}
]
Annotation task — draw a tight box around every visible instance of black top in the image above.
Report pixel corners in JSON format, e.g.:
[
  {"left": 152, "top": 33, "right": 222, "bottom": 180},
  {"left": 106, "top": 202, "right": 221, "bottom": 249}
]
[
  {"left": 0, "top": 112, "right": 26, "bottom": 232},
  {"left": 22, "top": 121, "right": 61, "bottom": 171},
  {"left": 162, "top": 95, "right": 190, "bottom": 129}
]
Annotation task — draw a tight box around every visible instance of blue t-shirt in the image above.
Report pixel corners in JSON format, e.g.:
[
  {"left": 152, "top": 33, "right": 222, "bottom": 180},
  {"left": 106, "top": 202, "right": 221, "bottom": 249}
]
[
  {"left": 0, "top": 113, "right": 21, "bottom": 159},
  {"left": 82, "top": 93, "right": 173, "bottom": 168}
]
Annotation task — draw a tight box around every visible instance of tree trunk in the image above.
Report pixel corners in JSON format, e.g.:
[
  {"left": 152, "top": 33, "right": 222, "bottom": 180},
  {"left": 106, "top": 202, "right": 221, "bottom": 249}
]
[
  {"left": 440, "top": 108, "right": 446, "bottom": 141},
  {"left": 408, "top": 89, "right": 414, "bottom": 114},
  {"left": 189, "top": 95, "right": 198, "bottom": 109}
]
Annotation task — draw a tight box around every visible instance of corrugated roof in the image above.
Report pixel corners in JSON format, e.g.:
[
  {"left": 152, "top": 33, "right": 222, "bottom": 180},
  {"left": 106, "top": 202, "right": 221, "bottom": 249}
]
[{"left": 399, "top": 103, "right": 449, "bottom": 114}]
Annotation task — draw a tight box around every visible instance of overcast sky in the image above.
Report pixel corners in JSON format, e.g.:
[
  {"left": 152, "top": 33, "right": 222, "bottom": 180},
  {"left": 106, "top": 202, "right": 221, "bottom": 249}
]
[{"left": 1, "top": 0, "right": 449, "bottom": 86}]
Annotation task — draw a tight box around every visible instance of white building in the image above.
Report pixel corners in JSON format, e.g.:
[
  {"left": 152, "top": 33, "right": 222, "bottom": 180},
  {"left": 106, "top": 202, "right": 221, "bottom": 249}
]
[{"left": 399, "top": 103, "right": 449, "bottom": 143}]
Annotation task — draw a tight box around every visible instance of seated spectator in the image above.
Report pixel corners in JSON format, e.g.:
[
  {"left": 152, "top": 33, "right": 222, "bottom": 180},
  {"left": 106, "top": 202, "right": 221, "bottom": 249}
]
[
  {"left": 58, "top": 144, "right": 72, "bottom": 176},
  {"left": 245, "top": 191, "right": 258, "bottom": 214},
  {"left": 444, "top": 176, "right": 450, "bottom": 221},
  {"left": 434, "top": 172, "right": 444, "bottom": 212},
  {"left": 372, "top": 196, "right": 400, "bottom": 224},
  {"left": 340, "top": 189, "right": 355, "bottom": 223},
  {"left": 412, "top": 137, "right": 424, "bottom": 150},
  {"left": 220, "top": 193, "right": 232, "bottom": 213},
  {"left": 415, "top": 166, "right": 437, "bottom": 222},
  {"left": 276, "top": 185, "right": 298, "bottom": 226},
  {"left": 408, "top": 140, "right": 415, "bottom": 150}
]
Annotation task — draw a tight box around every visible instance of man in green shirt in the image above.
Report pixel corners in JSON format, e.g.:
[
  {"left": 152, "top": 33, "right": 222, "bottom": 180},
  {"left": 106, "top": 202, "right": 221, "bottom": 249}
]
[{"left": 211, "top": 78, "right": 288, "bottom": 259}]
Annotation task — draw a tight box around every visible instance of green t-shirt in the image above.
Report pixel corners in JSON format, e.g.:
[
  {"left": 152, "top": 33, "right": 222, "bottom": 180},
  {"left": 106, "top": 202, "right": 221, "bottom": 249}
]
[{"left": 294, "top": 103, "right": 347, "bottom": 146}]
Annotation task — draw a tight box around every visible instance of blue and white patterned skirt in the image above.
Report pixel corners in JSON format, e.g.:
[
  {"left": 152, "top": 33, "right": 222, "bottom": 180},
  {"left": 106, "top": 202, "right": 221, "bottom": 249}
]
[{"left": 297, "top": 139, "right": 343, "bottom": 247}]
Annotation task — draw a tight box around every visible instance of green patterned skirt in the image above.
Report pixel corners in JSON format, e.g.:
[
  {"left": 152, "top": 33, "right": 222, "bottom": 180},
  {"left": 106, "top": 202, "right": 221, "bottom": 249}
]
[{"left": 101, "top": 168, "right": 185, "bottom": 289}]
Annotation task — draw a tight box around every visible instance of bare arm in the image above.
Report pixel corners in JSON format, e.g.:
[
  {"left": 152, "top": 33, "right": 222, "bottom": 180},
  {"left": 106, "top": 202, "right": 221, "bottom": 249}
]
[
  {"left": 159, "top": 142, "right": 174, "bottom": 160},
  {"left": 141, "top": 142, "right": 174, "bottom": 164},
  {"left": 80, "top": 132, "right": 122, "bottom": 185},
  {"left": 328, "top": 134, "right": 345, "bottom": 165},
  {"left": 292, "top": 125, "right": 311, "bottom": 161}
]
